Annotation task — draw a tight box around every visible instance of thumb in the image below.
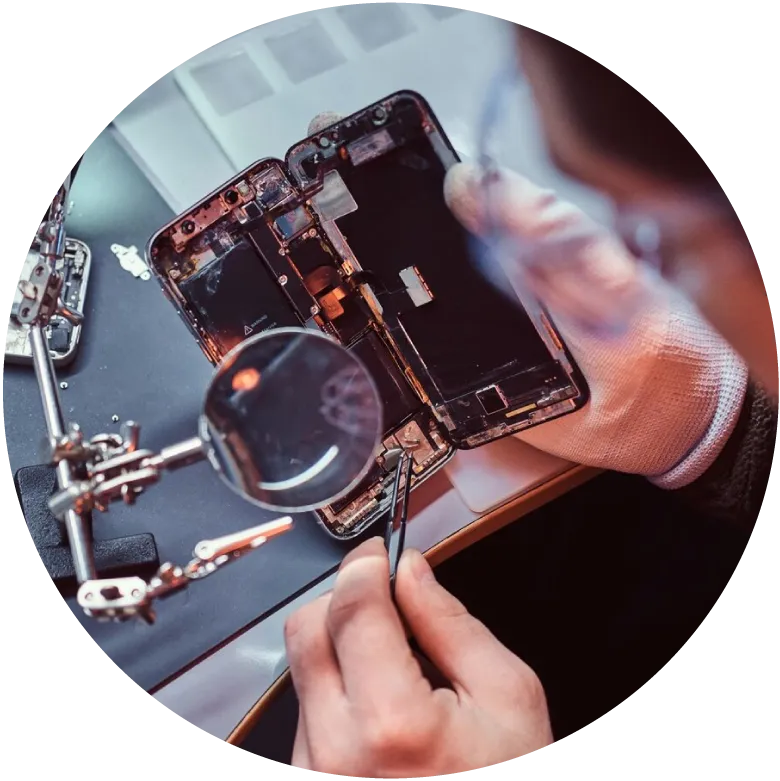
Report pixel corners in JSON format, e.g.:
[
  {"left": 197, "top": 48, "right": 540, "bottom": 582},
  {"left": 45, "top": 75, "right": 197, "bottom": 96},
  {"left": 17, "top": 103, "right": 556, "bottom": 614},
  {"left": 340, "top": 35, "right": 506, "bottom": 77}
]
[
  {"left": 395, "top": 548, "right": 538, "bottom": 703},
  {"left": 307, "top": 111, "right": 345, "bottom": 136}
]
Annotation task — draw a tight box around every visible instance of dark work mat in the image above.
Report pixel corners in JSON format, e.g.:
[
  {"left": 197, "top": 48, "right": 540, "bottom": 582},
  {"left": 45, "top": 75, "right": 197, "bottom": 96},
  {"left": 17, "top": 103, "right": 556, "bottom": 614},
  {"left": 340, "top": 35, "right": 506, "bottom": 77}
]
[{"left": 3, "top": 129, "right": 346, "bottom": 691}]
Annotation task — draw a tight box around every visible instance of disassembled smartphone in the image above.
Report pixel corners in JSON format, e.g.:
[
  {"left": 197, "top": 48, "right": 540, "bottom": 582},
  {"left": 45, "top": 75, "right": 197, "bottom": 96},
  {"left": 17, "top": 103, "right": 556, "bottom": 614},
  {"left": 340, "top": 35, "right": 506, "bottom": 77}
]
[
  {"left": 147, "top": 91, "right": 588, "bottom": 540},
  {"left": 6, "top": 236, "right": 91, "bottom": 366}
]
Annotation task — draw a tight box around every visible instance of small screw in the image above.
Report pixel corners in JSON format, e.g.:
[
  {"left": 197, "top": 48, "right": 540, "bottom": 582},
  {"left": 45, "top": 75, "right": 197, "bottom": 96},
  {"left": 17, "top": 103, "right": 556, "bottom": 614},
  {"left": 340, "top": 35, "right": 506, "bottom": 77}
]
[
  {"left": 111, "top": 415, "right": 120, "bottom": 423},
  {"left": 307, "top": 228, "right": 318, "bottom": 238},
  {"left": 310, "top": 305, "right": 320, "bottom": 316},
  {"left": 59, "top": 381, "right": 68, "bottom": 390},
  {"left": 318, "top": 136, "right": 331, "bottom": 149},
  {"left": 181, "top": 219, "right": 196, "bottom": 235},
  {"left": 279, "top": 275, "right": 288, "bottom": 286}
]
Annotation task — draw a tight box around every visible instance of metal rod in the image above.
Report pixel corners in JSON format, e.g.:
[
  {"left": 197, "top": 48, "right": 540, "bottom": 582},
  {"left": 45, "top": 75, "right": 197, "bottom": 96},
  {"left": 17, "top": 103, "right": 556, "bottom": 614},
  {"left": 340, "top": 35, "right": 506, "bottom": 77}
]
[
  {"left": 149, "top": 436, "right": 205, "bottom": 471},
  {"left": 30, "top": 324, "right": 96, "bottom": 582}
]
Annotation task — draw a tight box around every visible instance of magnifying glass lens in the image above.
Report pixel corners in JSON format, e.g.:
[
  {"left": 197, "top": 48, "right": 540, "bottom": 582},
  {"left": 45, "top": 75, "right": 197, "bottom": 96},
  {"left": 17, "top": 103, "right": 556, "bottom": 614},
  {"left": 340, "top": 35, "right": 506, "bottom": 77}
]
[{"left": 201, "top": 328, "right": 383, "bottom": 512}]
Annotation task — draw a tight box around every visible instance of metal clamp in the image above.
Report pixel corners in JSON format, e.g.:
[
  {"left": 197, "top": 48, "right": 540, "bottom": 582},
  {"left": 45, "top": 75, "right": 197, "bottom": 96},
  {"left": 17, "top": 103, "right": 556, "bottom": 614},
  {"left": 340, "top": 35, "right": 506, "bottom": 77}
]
[
  {"left": 47, "top": 425, "right": 204, "bottom": 520},
  {"left": 19, "top": 179, "right": 294, "bottom": 623},
  {"left": 77, "top": 517, "right": 294, "bottom": 623}
]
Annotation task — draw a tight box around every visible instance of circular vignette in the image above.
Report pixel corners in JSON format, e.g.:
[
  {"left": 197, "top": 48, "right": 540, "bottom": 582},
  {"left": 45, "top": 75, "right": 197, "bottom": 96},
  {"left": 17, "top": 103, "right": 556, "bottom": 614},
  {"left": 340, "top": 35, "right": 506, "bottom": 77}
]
[{"left": 9, "top": 6, "right": 776, "bottom": 772}]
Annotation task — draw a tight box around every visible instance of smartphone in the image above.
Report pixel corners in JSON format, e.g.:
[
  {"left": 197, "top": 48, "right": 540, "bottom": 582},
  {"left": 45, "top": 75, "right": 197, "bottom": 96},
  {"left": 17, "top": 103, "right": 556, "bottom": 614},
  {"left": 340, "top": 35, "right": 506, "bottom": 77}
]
[
  {"left": 146, "top": 91, "right": 588, "bottom": 540},
  {"left": 6, "top": 236, "right": 92, "bottom": 367}
]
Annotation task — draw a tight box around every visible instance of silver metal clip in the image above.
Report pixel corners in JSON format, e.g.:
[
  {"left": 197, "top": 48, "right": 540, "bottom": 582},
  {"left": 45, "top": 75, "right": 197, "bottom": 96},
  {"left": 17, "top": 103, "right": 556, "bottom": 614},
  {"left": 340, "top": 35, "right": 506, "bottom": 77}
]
[{"left": 76, "top": 517, "right": 295, "bottom": 623}]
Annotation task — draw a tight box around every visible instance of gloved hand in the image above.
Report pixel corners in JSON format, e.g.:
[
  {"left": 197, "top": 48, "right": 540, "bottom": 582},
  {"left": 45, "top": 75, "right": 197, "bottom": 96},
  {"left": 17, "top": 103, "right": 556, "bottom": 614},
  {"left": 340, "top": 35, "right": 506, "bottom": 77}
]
[
  {"left": 285, "top": 537, "right": 553, "bottom": 776},
  {"left": 444, "top": 164, "right": 749, "bottom": 488},
  {"left": 306, "top": 112, "right": 748, "bottom": 488}
]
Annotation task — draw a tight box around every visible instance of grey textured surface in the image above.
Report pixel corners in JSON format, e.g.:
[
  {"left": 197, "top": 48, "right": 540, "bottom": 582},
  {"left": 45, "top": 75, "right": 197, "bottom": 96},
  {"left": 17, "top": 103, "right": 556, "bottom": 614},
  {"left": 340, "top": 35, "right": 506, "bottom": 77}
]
[{"left": 3, "top": 130, "right": 345, "bottom": 692}]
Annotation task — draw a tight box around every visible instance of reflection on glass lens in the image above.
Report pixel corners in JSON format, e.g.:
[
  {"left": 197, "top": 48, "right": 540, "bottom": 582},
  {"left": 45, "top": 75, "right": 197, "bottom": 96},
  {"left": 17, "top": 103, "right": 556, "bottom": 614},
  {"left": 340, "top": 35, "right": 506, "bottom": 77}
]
[{"left": 201, "top": 328, "right": 383, "bottom": 512}]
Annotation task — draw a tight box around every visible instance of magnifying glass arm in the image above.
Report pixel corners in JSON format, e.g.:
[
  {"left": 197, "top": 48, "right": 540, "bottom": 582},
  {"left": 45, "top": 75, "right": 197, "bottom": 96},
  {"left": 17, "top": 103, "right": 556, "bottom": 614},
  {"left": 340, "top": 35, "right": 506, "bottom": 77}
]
[
  {"left": 75, "top": 516, "right": 294, "bottom": 623},
  {"left": 47, "top": 429, "right": 207, "bottom": 520},
  {"left": 44, "top": 419, "right": 295, "bottom": 623}
]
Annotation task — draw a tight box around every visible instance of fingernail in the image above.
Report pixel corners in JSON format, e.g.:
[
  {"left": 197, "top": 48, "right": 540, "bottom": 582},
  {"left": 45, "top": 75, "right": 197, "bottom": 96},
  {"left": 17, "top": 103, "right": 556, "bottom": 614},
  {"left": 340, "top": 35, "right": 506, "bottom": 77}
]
[
  {"left": 404, "top": 549, "right": 436, "bottom": 584},
  {"left": 315, "top": 589, "right": 333, "bottom": 604},
  {"left": 444, "top": 164, "right": 477, "bottom": 202},
  {"left": 339, "top": 536, "right": 385, "bottom": 571},
  {"left": 307, "top": 112, "right": 345, "bottom": 136},
  {"left": 364, "top": 536, "right": 386, "bottom": 553}
]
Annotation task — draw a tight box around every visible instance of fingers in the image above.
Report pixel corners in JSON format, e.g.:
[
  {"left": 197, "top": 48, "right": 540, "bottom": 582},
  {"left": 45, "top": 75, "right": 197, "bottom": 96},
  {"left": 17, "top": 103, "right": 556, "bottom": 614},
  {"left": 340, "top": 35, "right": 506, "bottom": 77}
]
[
  {"left": 395, "top": 548, "right": 537, "bottom": 704},
  {"left": 308, "top": 111, "right": 345, "bottom": 136},
  {"left": 327, "top": 537, "right": 430, "bottom": 706},
  {"left": 444, "top": 162, "right": 650, "bottom": 338},
  {"left": 285, "top": 592, "right": 344, "bottom": 711},
  {"left": 445, "top": 161, "right": 639, "bottom": 296},
  {"left": 444, "top": 162, "right": 595, "bottom": 242},
  {"left": 291, "top": 710, "right": 311, "bottom": 769}
]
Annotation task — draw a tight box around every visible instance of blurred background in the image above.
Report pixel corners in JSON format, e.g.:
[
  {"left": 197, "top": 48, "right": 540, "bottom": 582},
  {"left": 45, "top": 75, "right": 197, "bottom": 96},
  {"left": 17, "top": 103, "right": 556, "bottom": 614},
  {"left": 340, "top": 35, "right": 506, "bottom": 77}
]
[{"left": 110, "top": 3, "right": 610, "bottom": 221}]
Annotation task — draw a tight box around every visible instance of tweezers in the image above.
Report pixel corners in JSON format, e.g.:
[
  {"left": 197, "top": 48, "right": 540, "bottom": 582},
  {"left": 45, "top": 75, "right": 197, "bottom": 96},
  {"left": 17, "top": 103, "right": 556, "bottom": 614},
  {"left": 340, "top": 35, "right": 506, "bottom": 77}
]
[
  {"left": 383, "top": 449, "right": 414, "bottom": 599},
  {"left": 381, "top": 450, "right": 453, "bottom": 690}
]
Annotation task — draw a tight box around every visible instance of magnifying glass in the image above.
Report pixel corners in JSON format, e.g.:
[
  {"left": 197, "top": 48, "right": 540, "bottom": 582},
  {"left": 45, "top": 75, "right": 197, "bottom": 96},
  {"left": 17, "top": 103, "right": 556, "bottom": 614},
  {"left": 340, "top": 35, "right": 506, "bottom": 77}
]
[
  {"left": 48, "top": 328, "right": 384, "bottom": 518},
  {"left": 201, "top": 327, "right": 383, "bottom": 512}
]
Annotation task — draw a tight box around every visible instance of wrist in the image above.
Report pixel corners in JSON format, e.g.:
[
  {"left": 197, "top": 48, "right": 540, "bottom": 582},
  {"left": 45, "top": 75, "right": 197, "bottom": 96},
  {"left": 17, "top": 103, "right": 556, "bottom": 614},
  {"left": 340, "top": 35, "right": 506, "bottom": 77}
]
[{"left": 649, "top": 350, "right": 749, "bottom": 489}]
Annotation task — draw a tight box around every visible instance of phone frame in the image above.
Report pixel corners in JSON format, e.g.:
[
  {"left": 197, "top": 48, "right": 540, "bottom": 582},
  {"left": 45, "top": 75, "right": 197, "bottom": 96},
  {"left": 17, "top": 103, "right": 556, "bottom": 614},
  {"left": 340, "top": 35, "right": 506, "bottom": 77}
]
[{"left": 146, "top": 91, "right": 589, "bottom": 539}]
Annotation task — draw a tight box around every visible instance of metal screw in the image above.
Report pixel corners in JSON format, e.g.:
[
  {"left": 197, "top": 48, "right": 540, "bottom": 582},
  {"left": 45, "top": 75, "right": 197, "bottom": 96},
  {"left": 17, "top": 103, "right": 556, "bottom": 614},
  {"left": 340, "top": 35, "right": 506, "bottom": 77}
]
[
  {"left": 279, "top": 275, "right": 288, "bottom": 286},
  {"left": 111, "top": 414, "right": 120, "bottom": 423},
  {"left": 307, "top": 228, "right": 318, "bottom": 238},
  {"left": 310, "top": 305, "right": 320, "bottom": 316},
  {"left": 59, "top": 381, "right": 68, "bottom": 390}
]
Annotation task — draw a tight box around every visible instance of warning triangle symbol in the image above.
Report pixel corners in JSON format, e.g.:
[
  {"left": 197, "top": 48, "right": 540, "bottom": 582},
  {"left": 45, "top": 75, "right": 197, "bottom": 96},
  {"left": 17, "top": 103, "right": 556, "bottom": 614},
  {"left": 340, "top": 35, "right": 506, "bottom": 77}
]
[{"left": 244, "top": 325, "right": 253, "bottom": 336}]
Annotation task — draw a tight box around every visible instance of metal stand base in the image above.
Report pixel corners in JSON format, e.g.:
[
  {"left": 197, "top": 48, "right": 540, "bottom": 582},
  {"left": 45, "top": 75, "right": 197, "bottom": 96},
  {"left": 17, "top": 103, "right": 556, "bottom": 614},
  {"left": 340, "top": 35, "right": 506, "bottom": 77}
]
[{"left": 15, "top": 464, "right": 160, "bottom": 597}]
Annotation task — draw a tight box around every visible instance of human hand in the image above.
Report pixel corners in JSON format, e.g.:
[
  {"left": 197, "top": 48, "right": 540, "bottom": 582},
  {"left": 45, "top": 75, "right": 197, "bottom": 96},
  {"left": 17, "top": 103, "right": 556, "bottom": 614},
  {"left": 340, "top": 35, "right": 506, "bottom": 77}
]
[
  {"left": 445, "top": 164, "right": 748, "bottom": 487},
  {"left": 304, "top": 108, "right": 746, "bottom": 486},
  {"left": 285, "top": 537, "right": 552, "bottom": 777}
]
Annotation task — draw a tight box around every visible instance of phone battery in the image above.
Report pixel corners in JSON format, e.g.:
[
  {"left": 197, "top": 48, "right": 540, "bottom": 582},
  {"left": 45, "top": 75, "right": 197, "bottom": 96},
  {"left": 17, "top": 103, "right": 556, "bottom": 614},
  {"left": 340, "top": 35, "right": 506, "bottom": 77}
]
[
  {"left": 179, "top": 237, "right": 300, "bottom": 355},
  {"left": 349, "top": 331, "right": 422, "bottom": 432}
]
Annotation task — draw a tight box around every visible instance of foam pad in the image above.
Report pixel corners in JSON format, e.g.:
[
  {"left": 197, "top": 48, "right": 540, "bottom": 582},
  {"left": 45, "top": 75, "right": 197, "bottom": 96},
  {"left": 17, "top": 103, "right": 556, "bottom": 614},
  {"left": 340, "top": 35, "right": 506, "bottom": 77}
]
[{"left": 15, "top": 464, "right": 160, "bottom": 596}]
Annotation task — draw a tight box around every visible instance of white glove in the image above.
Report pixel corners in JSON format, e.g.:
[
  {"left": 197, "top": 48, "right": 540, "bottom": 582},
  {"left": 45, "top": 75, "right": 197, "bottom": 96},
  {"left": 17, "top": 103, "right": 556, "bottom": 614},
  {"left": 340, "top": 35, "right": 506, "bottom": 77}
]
[{"left": 444, "top": 164, "right": 748, "bottom": 488}]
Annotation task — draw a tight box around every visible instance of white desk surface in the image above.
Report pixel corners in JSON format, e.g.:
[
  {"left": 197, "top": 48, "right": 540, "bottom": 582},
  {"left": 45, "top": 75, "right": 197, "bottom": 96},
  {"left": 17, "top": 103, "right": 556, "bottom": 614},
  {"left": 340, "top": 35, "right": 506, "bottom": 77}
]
[{"left": 154, "top": 438, "right": 582, "bottom": 740}]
